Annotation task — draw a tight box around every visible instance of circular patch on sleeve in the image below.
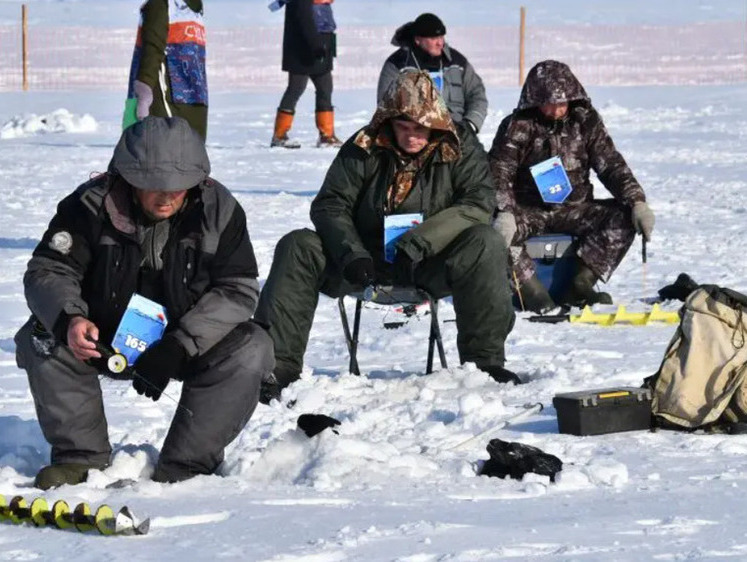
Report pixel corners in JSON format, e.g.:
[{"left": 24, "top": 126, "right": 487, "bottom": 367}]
[{"left": 50, "top": 231, "right": 73, "bottom": 255}]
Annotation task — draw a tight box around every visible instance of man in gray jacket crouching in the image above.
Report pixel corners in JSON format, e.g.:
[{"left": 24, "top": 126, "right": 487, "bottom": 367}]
[{"left": 15, "top": 116, "right": 273, "bottom": 489}]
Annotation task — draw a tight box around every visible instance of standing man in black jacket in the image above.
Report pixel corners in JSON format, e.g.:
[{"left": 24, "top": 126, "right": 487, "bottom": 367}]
[
  {"left": 271, "top": 0, "right": 342, "bottom": 148},
  {"left": 15, "top": 117, "right": 273, "bottom": 489},
  {"left": 377, "top": 13, "right": 488, "bottom": 135}
]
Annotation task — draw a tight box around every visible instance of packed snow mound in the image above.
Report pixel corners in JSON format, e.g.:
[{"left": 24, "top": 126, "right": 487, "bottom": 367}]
[{"left": 0, "top": 108, "right": 97, "bottom": 139}]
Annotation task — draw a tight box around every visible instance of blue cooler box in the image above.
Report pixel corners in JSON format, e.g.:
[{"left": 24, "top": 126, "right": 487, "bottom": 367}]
[{"left": 514, "top": 234, "right": 577, "bottom": 308}]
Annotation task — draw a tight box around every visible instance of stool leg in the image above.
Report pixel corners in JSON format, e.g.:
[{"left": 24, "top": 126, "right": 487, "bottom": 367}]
[
  {"left": 351, "top": 299, "right": 363, "bottom": 376},
  {"left": 427, "top": 299, "right": 447, "bottom": 373},
  {"left": 338, "top": 297, "right": 361, "bottom": 376}
]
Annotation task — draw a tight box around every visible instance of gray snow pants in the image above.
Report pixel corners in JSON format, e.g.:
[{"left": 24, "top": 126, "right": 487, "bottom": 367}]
[
  {"left": 15, "top": 319, "right": 274, "bottom": 482},
  {"left": 254, "top": 224, "right": 515, "bottom": 385}
]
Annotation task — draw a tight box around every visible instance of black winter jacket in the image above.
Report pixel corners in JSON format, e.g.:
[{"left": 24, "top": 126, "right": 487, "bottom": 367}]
[
  {"left": 24, "top": 173, "right": 259, "bottom": 358},
  {"left": 282, "top": 0, "right": 335, "bottom": 75}
]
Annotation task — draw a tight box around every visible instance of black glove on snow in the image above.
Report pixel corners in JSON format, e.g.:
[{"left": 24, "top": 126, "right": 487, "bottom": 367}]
[
  {"left": 392, "top": 251, "right": 418, "bottom": 286},
  {"left": 133, "top": 335, "right": 188, "bottom": 401},
  {"left": 480, "top": 439, "right": 563, "bottom": 482},
  {"left": 297, "top": 414, "right": 341, "bottom": 438},
  {"left": 343, "top": 257, "right": 375, "bottom": 287}
]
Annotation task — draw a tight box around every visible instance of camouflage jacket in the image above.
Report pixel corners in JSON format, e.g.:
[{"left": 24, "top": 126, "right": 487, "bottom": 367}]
[
  {"left": 488, "top": 60, "right": 645, "bottom": 213},
  {"left": 311, "top": 71, "right": 494, "bottom": 270}
]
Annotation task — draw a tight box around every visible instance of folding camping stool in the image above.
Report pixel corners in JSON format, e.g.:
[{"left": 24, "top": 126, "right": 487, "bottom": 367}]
[{"left": 337, "top": 286, "right": 448, "bottom": 376}]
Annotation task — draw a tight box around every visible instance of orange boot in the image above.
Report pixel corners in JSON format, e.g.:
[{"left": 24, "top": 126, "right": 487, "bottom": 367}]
[
  {"left": 315, "top": 110, "right": 342, "bottom": 147},
  {"left": 271, "top": 109, "right": 301, "bottom": 149}
]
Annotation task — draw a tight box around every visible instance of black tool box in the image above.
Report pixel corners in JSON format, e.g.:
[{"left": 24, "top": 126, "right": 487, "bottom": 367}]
[{"left": 553, "top": 387, "right": 653, "bottom": 436}]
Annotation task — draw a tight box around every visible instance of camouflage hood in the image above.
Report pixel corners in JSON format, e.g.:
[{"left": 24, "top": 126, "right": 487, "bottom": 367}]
[
  {"left": 354, "top": 71, "right": 460, "bottom": 162},
  {"left": 518, "top": 60, "right": 589, "bottom": 110}
]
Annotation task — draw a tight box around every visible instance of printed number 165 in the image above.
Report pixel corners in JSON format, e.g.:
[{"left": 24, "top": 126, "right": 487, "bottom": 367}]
[{"left": 124, "top": 334, "right": 147, "bottom": 352}]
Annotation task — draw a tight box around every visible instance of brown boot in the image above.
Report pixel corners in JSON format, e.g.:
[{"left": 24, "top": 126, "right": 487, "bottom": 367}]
[
  {"left": 271, "top": 109, "right": 301, "bottom": 148},
  {"left": 517, "top": 274, "right": 556, "bottom": 314},
  {"left": 559, "top": 261, "right": 613, "bottom": 307},
  {"left": 315, "top": 110, "right": 342, "bottom": 147}
]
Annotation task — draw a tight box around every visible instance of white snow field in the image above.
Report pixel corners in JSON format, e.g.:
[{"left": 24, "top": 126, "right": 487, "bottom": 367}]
[{"left": 1, "top": 1, "right": 747, "bottom": 560}]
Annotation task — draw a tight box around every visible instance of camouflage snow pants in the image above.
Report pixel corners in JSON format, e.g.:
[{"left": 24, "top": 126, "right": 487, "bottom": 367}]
[{"left": 510, "top": 199, "right": 636, "bottom": 284}]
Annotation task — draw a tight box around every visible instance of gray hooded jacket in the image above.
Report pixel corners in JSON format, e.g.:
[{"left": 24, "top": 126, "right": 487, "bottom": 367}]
[{"left": 24, "top": 117, "right": 259, "bottom": 358}]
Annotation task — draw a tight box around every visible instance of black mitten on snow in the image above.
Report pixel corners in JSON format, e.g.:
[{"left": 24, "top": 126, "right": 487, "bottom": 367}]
[
  {"left": 297, "top": 414, "right": 341, "bottom": 438},
  {"left": 133, "top": 335, "right": 188, "bottom": 401},
  {"left": 657, "top": 272, "right": 699, "bottom": 302},
  {"left": 479, "top": 439, "right": 563, "bottom": 482},
  {"left": 343, "top": 257, "right": 375, "bottom": 287}
]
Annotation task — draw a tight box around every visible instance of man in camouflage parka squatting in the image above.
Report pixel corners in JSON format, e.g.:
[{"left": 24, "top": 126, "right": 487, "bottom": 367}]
[
  {"left": 256, "top": 71, "right": 518, "bottom": 400},
  {"left": 489, "top": 60, "right": 655, "bottom": 313}
]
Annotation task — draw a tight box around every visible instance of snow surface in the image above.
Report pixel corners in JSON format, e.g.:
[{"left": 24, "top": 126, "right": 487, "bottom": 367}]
[
  {"left": 0, "top": 109, "right": 97, "bottom": 139},
  {"left": 1, "top": 1, "right": 747, "bottom": 561}
]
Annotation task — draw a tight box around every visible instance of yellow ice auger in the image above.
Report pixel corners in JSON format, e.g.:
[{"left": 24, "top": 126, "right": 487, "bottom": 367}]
[
  {"left": 0, "top": 493, "right": 149, "bottom": 536},
  {"left": 569, "top": 303, "right": 679, "bottom": 326}
]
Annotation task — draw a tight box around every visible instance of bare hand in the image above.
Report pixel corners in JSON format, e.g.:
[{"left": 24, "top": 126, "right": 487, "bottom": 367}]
[{"left": 66, "top": 316, "right": 101, "bottom": 361}]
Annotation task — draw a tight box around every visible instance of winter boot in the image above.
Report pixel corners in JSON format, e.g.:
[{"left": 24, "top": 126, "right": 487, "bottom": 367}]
[
  {"left": 517, "top": 274, "right": 556, "bottom": 314},
  {"left": 559, "top": 261, "right": 613, "bottom": 307},
  {"left": 259, "top": 373, "right": 282, "bottom": 405},
  {"left": 34, "top": 462, "right": 101, "bottom": 490},
  {"left": 271, "top": 109, "right": 301, "bottom": 149},
  {"left": 315, "top": 110, "right": 342, "bottom": 147},
  {"left": 482, "top": 365, "right": 523, "bottom": 385}
]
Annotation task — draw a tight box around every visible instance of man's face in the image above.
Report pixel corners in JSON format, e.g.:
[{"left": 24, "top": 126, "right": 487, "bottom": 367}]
[
  {"left": 538, "top": 102, "right": 569, "bottom": 120},
  {"left": 135, "top": 188, "right": 188, "bottom": 220},
  {"left": 414, "top": 35, "right": 445, "bottom": 57},
  {"left": 392, "top": 119, "right": 432, "bottom": 155}
]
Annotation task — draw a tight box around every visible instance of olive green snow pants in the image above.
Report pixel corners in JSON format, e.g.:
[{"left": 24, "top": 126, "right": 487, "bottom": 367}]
[{"left": 255, "top": 224, "right": 515, "bottom": 386}]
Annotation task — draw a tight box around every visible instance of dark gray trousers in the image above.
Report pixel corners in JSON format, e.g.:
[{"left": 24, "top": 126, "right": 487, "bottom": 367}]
[
  {"left": 254, "top": 224, "right": 515, "bottom": 384},
  {"left": 15, "top": 320, "right": 274, "bottom": 482},
  {"left": 278, "top": 71, "right": 334, "bottom": 113}
]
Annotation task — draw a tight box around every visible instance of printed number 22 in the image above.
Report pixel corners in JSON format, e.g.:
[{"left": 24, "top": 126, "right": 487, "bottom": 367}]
[{"left": 124, "top": 334, "right": 147, "bottom": 352}]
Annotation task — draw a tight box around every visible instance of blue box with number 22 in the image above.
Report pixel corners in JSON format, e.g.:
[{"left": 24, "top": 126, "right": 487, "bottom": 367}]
[
  {"left": 530, "top": 156, "right": 573, "bottom": 204},
  {"left": 111, "top": 293, "right": 168, "bottom": 366}
]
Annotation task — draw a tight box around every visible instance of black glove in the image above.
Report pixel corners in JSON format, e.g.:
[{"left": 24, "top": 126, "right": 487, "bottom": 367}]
[
  {"left": 297, "top": 414, "right": 341, "bottom": 438},
  {"left": 314, "top": 44, "right": 327, "bottom": 62},
  {"left": 343, "top": 257, "right": 375, "bottom": 287},
  {"left": 133, "top": 335, "right": 188, "bottom": 401},
  {"left": 392, "top": 251, "right": 418, "bottom": 286},
  {"left": 480, "top": 439, "right": 563, "bottom": 482}
]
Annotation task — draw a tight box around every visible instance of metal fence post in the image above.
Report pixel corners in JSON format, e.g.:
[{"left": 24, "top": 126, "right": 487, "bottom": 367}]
[
  {"left": 22, "top": 4, "right": 28, "bottom": 91},
  {"left": 519, "top": 6, "right": 526, "bottom": 87}
]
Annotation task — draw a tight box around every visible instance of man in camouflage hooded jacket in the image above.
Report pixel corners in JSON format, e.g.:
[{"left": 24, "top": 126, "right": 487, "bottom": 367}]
[
  {"left": 489, "top": 60, "right": 655, "bottom": 312},
  {"left": 256, "top": 71, "right": 517, "bottom": 397}
]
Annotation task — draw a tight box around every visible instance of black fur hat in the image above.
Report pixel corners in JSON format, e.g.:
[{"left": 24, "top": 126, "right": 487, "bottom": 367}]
[{"left": 412, "top": 13, "right": 446, "bottom": 38}]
